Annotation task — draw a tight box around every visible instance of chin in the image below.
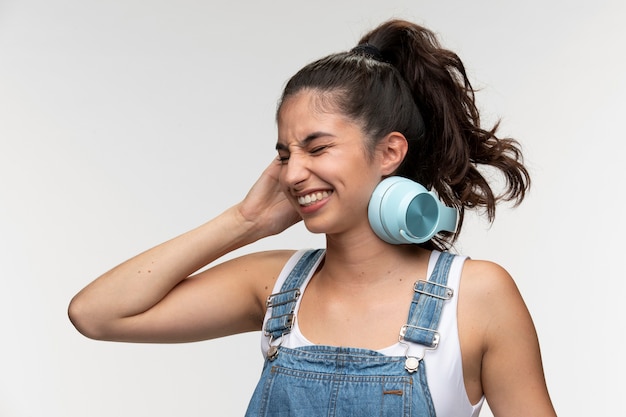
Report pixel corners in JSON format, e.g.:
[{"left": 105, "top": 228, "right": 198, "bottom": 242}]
[
  {"left": 302, "top": 222, "right": 329, "bottom": 235},
  {"left": 301, "top": 216, "right": 335, "bottom": 235}
]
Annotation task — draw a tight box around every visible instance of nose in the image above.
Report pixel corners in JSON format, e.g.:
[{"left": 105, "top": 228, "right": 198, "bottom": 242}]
[{"left": 281, "top": 152, "right": 309, "bottom": 192}]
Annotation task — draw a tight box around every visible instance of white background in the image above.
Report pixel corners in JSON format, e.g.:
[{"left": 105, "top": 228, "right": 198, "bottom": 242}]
[{"left": 1, "top": 0, "right": 624, "bottom": 416}]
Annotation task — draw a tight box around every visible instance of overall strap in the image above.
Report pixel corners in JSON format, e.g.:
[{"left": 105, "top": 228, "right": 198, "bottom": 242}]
[
  {"left": 400, "top": 251, "right": 456, "bottom": 348},
  {"left": 264, "top": 249, "right": 325, "bottom": 340}
]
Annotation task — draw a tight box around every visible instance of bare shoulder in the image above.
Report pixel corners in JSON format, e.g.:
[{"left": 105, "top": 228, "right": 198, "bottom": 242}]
[
  {"left": 459, "top": 258, "right": 524, "bottom": 307},
  {"left": 209, "top": 249, "right": 297, "bottom": 306},
  {"left": 457, "top": 258, "right": 532, "bottom": 344},
  {"left": 205, "top": 249, "right": 298, "bottom": 300}
]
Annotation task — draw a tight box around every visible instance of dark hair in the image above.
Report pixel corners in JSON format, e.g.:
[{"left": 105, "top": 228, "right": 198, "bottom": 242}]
[{"left": 277, "top": 19, "right": 530, "bottom": 250}]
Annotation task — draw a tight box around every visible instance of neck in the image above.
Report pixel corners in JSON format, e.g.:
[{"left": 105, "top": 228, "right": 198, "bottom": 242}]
[{"left": 321, "top": 229, "right": 429, "bottom": 287}]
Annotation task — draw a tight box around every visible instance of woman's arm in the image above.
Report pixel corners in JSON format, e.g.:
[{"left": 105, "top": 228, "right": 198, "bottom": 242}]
[
  {"left": 460, "top": 260, "right": 557, "bottom": 417},
  {"left": 68, "top": 161, "right": 300, "bottom": 343}
]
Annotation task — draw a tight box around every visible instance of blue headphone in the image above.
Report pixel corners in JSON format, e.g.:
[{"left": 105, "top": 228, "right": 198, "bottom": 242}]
[{"left": 368, "top": 176, "right": 458, "bottom": 244}]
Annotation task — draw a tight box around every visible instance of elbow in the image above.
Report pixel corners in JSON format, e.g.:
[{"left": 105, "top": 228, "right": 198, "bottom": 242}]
[{"left": 67, "top": 295, "right": 112, "bottom": 341}]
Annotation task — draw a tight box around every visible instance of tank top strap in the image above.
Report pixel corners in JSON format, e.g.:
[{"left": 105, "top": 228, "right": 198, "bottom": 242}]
[
  {"left": 400, "top": 251, "right": 456, "bottom": 348},
  {"left": 264, "top": 249, "right": 325, "bottom": 340}
]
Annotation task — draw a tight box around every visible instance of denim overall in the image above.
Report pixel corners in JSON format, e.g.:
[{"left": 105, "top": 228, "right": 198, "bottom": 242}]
[{"left": 245, "top": 249, "right": 455, "bottom": 417}]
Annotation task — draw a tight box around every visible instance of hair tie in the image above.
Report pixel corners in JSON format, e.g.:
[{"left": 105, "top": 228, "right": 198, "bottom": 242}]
[{"left": 350, "top": 43, "right": 385, "bottom": 62}]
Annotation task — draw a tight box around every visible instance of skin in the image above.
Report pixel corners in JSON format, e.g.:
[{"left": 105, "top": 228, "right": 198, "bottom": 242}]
[{"left": 68, "top": 90, "right": 556, "bottom": 417}]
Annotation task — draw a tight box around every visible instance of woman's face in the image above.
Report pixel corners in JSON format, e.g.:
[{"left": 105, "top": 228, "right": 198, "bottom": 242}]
[{"left": 276, "top": 90, "right": 384, "bottom": 237}]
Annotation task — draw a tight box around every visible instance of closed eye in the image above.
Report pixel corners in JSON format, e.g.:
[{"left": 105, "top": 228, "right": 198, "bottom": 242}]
[{"left": 310, "top": 145, "right": 328, "bottom": 154}]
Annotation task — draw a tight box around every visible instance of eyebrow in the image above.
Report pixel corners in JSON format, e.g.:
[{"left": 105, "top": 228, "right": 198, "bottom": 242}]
[{"left": 275, "top": 131, "right": 334, "bottom": 151}]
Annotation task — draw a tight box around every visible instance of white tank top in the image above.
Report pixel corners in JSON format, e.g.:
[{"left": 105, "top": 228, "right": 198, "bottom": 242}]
[{"left": 260, "top": 249, "right": 484, "bottom": 417}]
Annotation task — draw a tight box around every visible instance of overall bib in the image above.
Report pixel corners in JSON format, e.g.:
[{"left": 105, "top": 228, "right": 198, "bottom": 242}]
[{"left": 245, "top": 249, "right": 455, "bottom": 417}]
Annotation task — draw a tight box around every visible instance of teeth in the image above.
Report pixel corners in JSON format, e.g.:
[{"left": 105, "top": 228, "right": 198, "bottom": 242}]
[{"left": 298, "top": 191, "right": 330, "bottom": 206}]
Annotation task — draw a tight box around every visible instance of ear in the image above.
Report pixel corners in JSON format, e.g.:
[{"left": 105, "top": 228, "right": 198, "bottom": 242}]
[{"left": 378, "top": 132, "right": 408, "bottom": 176}]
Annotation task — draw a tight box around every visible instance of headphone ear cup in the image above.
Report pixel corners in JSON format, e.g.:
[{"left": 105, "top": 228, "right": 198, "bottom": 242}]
[{"left": 368, "top": 176, "right": 458, "bottom": 244}]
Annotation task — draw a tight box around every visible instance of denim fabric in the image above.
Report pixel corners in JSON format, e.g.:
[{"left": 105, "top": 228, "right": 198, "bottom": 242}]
[
  {"left": 402, "top": 252, "right": 455, "bottom": 348},
  {"left": 246, "top": 345, "right": 430, "bottom": 417},
  {"left": 264, "top": 249, "right": 325, "bottom": 340},
  {"left": 246, "top": 250, "right": 455, "bottom": 417}
]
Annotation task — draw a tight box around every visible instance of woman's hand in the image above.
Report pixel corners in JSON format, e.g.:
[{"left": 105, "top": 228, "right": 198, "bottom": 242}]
[{"left": 236, "top": 160, "right": 301, "bottom": 239}]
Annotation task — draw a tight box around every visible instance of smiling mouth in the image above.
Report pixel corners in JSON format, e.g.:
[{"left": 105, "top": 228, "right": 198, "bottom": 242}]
[{"left": 297, "top": 191, "right": 332, "bottom": 206}]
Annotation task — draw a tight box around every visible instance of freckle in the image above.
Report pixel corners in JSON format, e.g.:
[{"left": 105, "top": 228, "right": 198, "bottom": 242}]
[
  {"left": 265, "top": 286, "right": 268, "bottom": 290},
  {"left": 148, "top": 270, "right": 152, "bottom": 273},
  {"left": 137, "top": 271, "right": 141, "bottom": 274}
]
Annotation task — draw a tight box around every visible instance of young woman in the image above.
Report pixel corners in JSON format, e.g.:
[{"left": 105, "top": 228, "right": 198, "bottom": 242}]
[{"left": 69, "top": 19, "right": 557, "bottom": 417}]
